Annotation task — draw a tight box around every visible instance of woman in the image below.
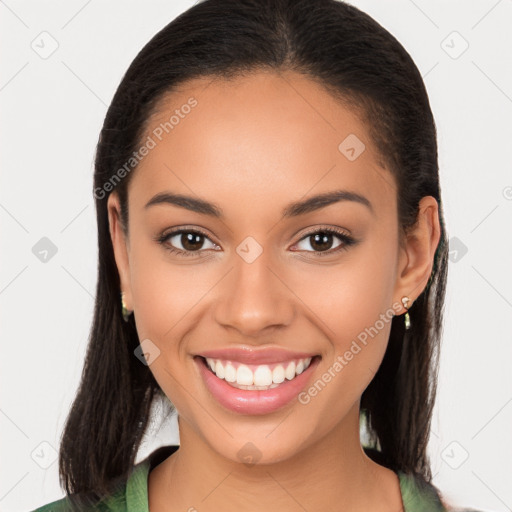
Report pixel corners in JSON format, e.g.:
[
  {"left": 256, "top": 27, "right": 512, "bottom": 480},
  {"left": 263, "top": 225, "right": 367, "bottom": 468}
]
[{"left": 32, "top": 0, "right": 478, "bottom": 510}]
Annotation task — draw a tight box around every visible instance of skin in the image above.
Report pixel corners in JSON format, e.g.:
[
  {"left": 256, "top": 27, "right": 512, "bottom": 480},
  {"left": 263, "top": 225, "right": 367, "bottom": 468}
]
[{"left": 108, "top": 70, "right": 440, "bottom": 512}]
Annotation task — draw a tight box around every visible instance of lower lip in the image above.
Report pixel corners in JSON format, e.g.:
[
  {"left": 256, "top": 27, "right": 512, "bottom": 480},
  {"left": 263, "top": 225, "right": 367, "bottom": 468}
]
[{"left": 195, "top": 356, "right": 320, "bottom": 415}]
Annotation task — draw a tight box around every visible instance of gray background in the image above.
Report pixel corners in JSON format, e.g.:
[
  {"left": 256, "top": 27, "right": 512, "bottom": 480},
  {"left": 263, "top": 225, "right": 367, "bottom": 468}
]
[{"left": 1, "top": 0, "right": 511, "bottom": 511}]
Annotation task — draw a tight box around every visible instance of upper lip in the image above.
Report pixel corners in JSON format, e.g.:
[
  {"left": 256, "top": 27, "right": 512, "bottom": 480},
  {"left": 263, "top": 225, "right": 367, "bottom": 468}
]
[{"left": 196, "top": 347, "right": 319, "bottom": 365}]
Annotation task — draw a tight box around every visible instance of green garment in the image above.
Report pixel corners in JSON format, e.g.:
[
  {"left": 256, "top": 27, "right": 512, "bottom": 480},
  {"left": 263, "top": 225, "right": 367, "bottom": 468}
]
[{"left": 32, "top": 445, "right": 451, "bottom": 511}]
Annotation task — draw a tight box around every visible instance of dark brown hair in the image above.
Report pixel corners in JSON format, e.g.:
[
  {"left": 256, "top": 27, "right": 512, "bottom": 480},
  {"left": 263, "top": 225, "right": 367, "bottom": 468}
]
[{"left": 58, "top": 0, "right": 448, "bottom": 507}]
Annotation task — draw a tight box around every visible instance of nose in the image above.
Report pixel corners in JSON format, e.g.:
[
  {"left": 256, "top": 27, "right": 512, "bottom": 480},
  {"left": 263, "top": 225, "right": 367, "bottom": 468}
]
[{"left": 213, "top": 247, "right": 295, "bottom": 338}]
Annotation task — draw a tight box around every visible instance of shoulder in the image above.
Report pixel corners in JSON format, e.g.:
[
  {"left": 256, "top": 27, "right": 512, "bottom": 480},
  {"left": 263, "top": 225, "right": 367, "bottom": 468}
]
[
  {"left": 30, "top": 497, "right": 72, "bottom": 512},
  {"left": 30, "top": 461, "right": 148, "bottom": 512},
  {"left": 29, "top": 483, "right": 129, "bottom": 512},
  {"left": 398, "top": 471, "right": 447, "bottom": 511},
  {"left": 398, "top": 472, "right": 485, "bottom": 512},
  {"left": 30, "top": 445, "right": 179, "bottom": 512}
]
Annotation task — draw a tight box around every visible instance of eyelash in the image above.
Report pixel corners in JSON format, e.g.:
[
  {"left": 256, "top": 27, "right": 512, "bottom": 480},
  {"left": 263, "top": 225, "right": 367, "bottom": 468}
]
[{"left": 155, "top": 226, "right": 357, "bottom": 258}]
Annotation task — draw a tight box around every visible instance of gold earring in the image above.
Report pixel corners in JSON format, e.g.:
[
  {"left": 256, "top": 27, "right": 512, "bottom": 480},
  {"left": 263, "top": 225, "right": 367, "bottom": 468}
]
[
  {"left": 121, "top": 292, "right": 132, "bottom": 322},
  {"left": 401, "top": 296, "right": 411, "bottom": 330}
]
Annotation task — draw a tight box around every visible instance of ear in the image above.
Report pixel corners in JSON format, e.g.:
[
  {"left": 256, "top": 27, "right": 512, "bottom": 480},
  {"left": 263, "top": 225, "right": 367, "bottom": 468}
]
[
  {"left": 393, "top": 195, "right": 441, "bottom": 312},
  {"left": 107, "top": 192, "right": 133, "bottom": 311}
]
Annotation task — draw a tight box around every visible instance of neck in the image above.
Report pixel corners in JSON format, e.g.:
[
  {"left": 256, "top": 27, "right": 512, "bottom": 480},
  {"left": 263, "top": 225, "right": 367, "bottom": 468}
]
[{"left": 148, "top": 403, "right": 403, "bottom": 512}]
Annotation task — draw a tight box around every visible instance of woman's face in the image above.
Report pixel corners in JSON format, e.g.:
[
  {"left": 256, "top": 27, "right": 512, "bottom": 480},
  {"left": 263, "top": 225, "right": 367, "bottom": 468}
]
[{"left": 108, "top": 70, "right": 438, "bottom": 464}]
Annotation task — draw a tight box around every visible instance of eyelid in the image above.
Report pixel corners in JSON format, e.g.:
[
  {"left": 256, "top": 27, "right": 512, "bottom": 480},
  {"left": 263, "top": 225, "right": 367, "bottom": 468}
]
[
  {"left": 157, "top": 225, "right": 218, "bottom": 244},
  {"left": 295, "top": 224, "right": 352, "bottom": 239}
]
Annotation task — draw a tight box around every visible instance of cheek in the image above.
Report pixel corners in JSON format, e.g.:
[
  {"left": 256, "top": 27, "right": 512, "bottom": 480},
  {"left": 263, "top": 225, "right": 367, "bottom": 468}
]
[
  {"left": 292, "top": 244, "right": 397, "bottom": 346},
  {"left": 293, "top": 277, "right": 395, "bottom": 439},
  {"left": 128, "top": 237, "right": 214, "bottom": 341},
  {"left": 127, "top": 245, "right": 204, "bottom": 410}
]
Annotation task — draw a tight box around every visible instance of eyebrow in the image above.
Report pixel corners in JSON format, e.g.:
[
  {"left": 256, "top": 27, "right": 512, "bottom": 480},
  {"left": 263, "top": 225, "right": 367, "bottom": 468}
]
[{"left": 144, "top": 189, "right": 374, "bottom": 218}]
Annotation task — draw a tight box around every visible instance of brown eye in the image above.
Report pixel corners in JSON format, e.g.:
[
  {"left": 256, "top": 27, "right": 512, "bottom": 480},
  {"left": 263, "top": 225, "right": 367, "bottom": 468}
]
[
  {"left": 293, "top": 228, "right": 356, "bottom": 255},
  {"left": 176, "top": 232, "right": 206, "bottom": 251},
  {"left": 307, "top": 232, "right": 337, "bottom": 252},
  {"left": 157, "top": 228, "right": 219, "bottom": 257}
]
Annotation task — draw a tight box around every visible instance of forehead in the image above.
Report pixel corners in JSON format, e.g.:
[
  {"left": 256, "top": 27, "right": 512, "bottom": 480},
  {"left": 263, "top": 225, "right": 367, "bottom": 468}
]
[{"left": 129, "top": 70, "right": 396, "bottom": 220}]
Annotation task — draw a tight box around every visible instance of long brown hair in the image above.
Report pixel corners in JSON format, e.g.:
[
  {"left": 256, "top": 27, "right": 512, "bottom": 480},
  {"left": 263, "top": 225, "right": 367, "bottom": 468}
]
[{"left": 58, "top": 0, "right": 448, "bottom": 507}]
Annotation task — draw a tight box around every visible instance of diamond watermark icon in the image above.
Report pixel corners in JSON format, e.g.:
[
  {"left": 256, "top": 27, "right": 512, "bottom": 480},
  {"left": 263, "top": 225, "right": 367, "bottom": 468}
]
[
  {"left": 236, "top": 236, "right": 263, "bottom": 264},
  {"left": 237, "top": 442, "right": 262, "bottom": 467},
  {"left": 441, "top": 441, "right": 469, "bottom": 470},
  {"left": 31, "top": 441, "right": 58, "bottom": 469},
  {"left": 441, "top": 31, "right": 469, "bottom": 60},
  {"left": 134, "top": 338, "right": 161, "bottom": 366},
  {"left": 448, "top": 236, "right": 468, "bottom": 263},
  {"left": 338, "top": 134, "right": 366, "bottom": 161},
  {"left": 32, "top": 237, "right": 58, "bottom": 263},
  {"left": 31, "top": 31, "right": 59, "bottom": 59}
]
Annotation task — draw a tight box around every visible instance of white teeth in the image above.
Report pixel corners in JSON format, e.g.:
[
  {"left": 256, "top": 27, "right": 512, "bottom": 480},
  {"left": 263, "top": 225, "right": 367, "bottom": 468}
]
[
  {"left": 254, "top": 365, "right": 273, "bottom": 386},
  {"left": 272, "top": 365, "right": 285, "bottom": 384},
  {"left": 285, "top": 361, "right": 296, "bottom": 380},
  {"left": 236, "top": 365, "right": 254, "bottom": 385},
  {"left": 215, "top": 360, "right": 225, "bottom": 379},
  {"left": 224, "top": 362, "right": 237, "bottom": 382},
  {"left": 204, "top": 356, "right": 314, "bottom": 388}
]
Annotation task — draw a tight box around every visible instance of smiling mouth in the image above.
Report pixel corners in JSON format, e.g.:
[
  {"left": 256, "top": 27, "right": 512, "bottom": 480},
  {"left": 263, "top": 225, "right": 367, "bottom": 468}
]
[{"left": 197, "top": 355, "right": 321, "bottom": 391}]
